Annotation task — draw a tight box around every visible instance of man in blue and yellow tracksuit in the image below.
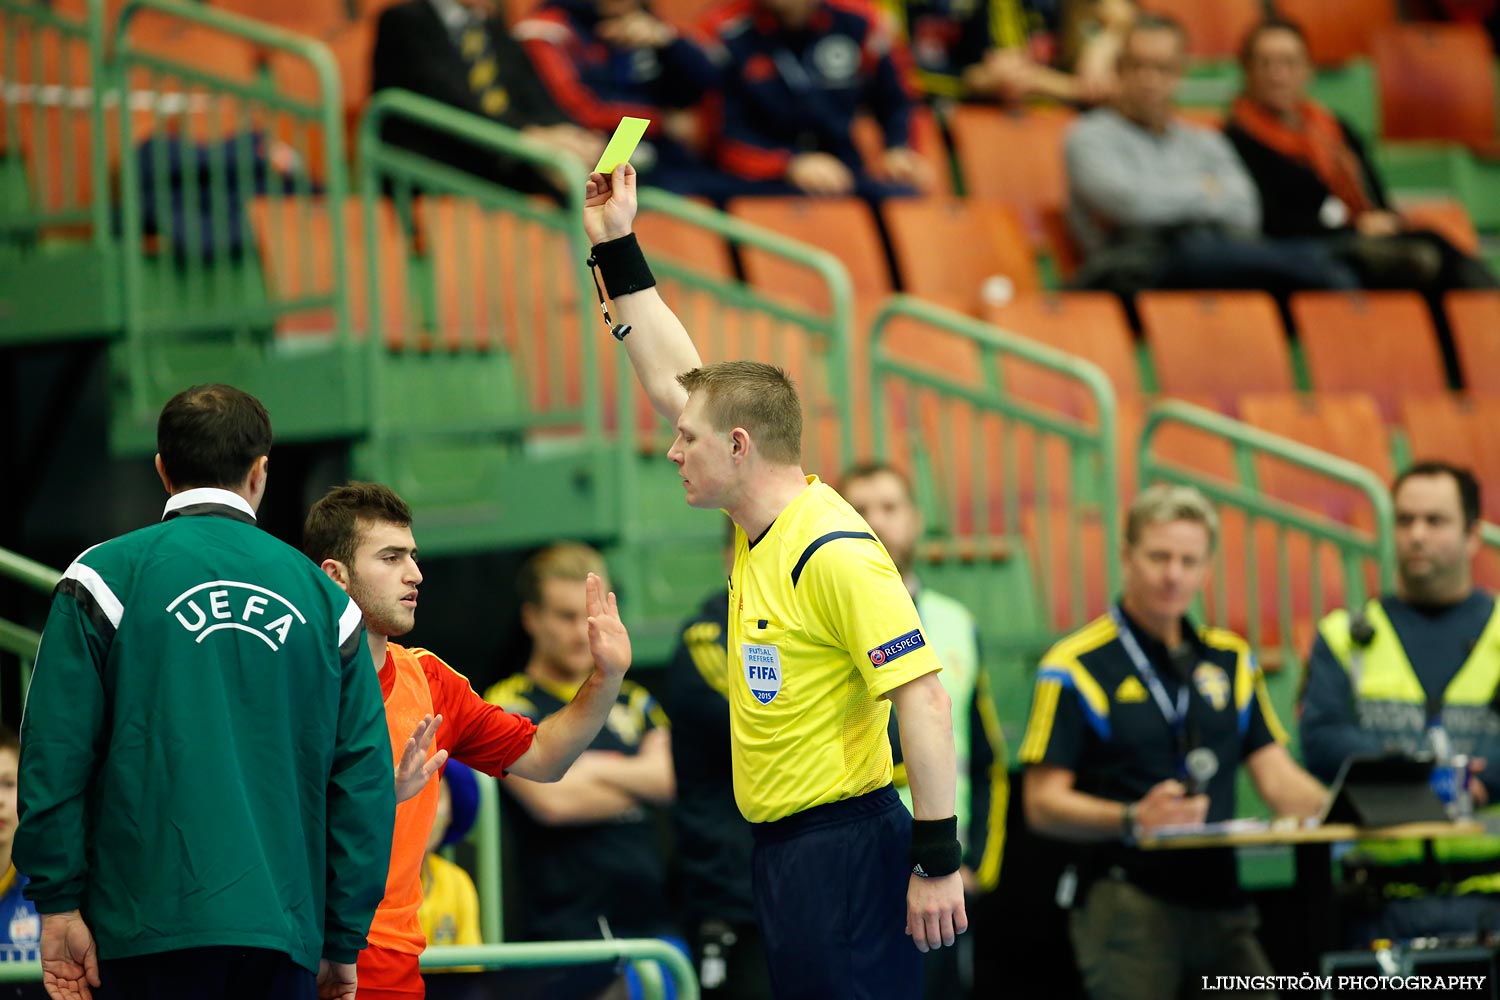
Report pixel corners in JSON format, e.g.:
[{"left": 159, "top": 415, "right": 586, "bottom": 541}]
[
  {"left": 513, "top": 0, "right": 726, "bottom": 195},
  {"left": 17, "top": 385, "right": 395, "bottom": 1000},
  {"left": 1301, "top": 461, "right": 1500, "bottom": 945},
  {"left": 700, "top": 0, "right": 931, "bottom": 198}
]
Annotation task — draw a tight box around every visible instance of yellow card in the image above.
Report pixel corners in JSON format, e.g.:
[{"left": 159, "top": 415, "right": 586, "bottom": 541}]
[{"left": 595, "top": 116, "right": 651, "bottom": 174}]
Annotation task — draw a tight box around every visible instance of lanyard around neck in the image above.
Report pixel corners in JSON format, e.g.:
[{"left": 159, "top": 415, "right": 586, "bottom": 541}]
[{"left": 1110, "top": 603, "right": 1189, "bottom": 734}]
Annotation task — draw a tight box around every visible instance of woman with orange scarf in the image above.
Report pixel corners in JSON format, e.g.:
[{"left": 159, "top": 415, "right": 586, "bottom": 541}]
[{"left": 1225, "top": 18, "right": 1495, "bottom": 296}]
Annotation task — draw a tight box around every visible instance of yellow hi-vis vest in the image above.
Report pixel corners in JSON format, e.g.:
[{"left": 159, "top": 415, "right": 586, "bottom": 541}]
[{"left": 1318, "top": 598, "right": 1500, "bottom": 889}]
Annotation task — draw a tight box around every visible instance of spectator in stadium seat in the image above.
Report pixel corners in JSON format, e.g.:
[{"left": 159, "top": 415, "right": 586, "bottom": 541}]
[
  {"left": 881, "top": 0, "right": 1133, "bottom": 105},
  {"left": 486, "top": 544, "right": 678, "bottom": 1000},
  {"left": 841, "top": 463, "right": 1007, "bottom": 1000},
  {"left": 699, "top": 0, "right": 934, "bottom": 198},
  {"left": 17, "top": 386, "right": 395, "bottom": 1000},
  {"left": 418, "top": 762, "right": 483, "bottom": 949},
  {"left": 1300, "top": 462, "right": 1500, "bottom": 947},
  {"left": 0, "top": 727, "right": 40, "bottom": 966},
  {"left": 305, "top": 485, "right": 635, "bottom": 1000},
  {"left": 514, "top": 0, "right": 730, "bottom": 196},
  {"left": 1065, "top": 14, "right": 1359, "bottom": 298},
  {"left": 1020, "top": 484, "right": 1327, "bottom": 1000},
  {"left": 372, "top": 0, "right": 605, "bottom": 194},
  {"left": 656, "top": 530, "right": 773, "bottom": 1000},
  {"left": 1226, "top": 18, "right": 1498, "bottom": 298}
]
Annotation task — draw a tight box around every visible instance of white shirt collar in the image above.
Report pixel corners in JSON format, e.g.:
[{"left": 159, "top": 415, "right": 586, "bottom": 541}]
[
  {"left": 429, "top": 0, "right": 476, "bottom": 34},
  {"left": 162, "top": 487, "right": 257, "bottom": 521}
]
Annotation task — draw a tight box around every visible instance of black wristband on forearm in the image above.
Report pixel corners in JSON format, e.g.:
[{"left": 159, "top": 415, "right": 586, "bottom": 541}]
[
  {"left": 910, "top": 816, "right": 962, "bottom": 878},
  {"left": 588, "top": 233, "right": 656, "bottom": 300}
]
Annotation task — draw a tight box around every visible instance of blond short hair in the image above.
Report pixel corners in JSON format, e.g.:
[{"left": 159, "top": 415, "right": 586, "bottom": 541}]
[
  {"left": 1125, "top": 484, "right": 1219, "bottom": 551},
  {"left": 518, "top": 542, "right": 608, "bottom": 606},
  {"left": 677, "top": 361, "right": 802, "bottom": 466}
]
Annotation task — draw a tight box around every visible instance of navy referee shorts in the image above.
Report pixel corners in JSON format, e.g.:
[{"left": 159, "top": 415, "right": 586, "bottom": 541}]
[{"left": 751, "top": 785, "right": 922, "bottom": 1000}]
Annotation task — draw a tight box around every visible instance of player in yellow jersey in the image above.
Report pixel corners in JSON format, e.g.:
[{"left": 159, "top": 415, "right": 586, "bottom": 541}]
[{"left": 581, "top": 163, "right": 965, "bottom": 1000}]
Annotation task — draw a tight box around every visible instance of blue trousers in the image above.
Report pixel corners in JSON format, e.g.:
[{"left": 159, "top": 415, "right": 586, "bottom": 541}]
[{"left": 751, "top": 785, "right": 922, "bottom": 1000}]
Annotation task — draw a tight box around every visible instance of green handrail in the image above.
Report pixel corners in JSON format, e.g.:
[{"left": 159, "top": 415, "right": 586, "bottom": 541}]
[
  {"left": 0, "top": 546, "right": 62, "bottom": 594},
  {"left": 0, "top": 545, "right": 60, "bottom": 717},
  {"left": 471, "top": 770, "right": 502, "bottom": 944},
  {"left": 0, "top": 940, "right": 699, "bottom": 1000},
  {"left": 356, "top": 87, "right": 597, "bottom": 439},
  {"left": 1138, "top": 399, "right": 1396, "bottom": 667},
  {"left": 868, "top": 294, "right": 1121, "bottom": 634},
  {"left": 421, "top": 940, "right": 697, "bottom": 1000},
  {"left": 112, "top": 0, "right": 349, "bottom": 419},
  {"left": 0, "top": 0, "right": 109, "bottom": 240}
]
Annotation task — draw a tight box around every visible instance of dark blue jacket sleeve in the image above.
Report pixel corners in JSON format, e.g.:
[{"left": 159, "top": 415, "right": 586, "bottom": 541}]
[{"left": 1298, "top": 632, "right": 1386, "bottom": 785}]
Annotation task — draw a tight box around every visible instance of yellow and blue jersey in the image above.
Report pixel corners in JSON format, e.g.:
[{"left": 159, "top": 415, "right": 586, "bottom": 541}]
[
  {"left": 1019, "top": 608, "right": 1285, "bottom": 904},
  {"left": 0, "top": 866, "right": 40, "bottom": 963},
  {"left": 726, "top": 476, "right": 943, "bottom": 824}
]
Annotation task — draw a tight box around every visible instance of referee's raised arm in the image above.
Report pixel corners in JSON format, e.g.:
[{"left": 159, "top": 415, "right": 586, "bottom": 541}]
[{"left": 582, "top": 164, "right": 702, "bottom": 424}]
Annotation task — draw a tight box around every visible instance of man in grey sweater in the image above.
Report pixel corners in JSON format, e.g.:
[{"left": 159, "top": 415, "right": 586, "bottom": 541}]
[{"left": 1065, "top": 14, "right": 1358, "bottom": 298}]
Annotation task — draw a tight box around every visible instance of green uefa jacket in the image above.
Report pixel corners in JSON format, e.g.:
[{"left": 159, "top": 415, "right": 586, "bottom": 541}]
[{"left": 16, "top": 488, "right": 395, "bottom": 971}]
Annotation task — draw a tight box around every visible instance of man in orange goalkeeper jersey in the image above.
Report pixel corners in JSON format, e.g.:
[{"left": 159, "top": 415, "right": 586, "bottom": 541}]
[{"left": 304, "top": 482, "right": 635, "bottom": 999}]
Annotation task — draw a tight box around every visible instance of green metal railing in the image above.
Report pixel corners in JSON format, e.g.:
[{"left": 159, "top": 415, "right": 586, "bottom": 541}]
[
  {"left": 0, "top": 939, "right": 697, "bottom": 1000},
  {"left": 869, "top": 295, "right": 1121, "bottom": 642},
  {"left": 113, "top": 0, "right": 350, "bottom": 418},
  {"left": 1138, "top": 399, "right": 1396, "bottom": 668},
  {"left": 0, "top": 0, "right": 108, "bottom": 238},
  {"left": 0, "top": 546, "right": 61, "bottom": 714},
  {"left": 357, "top": 88, "right": 595, "bottom": 433}
]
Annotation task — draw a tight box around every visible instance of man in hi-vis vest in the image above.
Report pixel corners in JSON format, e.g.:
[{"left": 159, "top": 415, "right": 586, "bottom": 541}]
[{"left": 1301, "top": 461, "right": 1500, "bottom": 945}]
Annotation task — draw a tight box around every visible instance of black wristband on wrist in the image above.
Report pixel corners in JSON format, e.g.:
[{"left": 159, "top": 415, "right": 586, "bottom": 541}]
[
  {"left": 910, "top": 816, "right": 962, "bottom": 878},
  {"left": 588, "top": 233, "right": 656, "bottom": 300}
]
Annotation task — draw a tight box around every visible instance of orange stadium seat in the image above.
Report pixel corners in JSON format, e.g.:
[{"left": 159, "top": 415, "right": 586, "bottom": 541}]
[
  {"left": 249, "top": 196, "right": 412, "bottom": 346},
  {"left": 1138, "top": 292, "right": 1293, "bottom": 413},
  {"left": 633, "top": 206, "right": 735, "bottom": 278},
  {"left": 949, "top": 106, "right": 1074, "bottom": 216},
  {"left": 1273, "top": 0, "right": 1398, "bottom": 65},
  {"left": 1025, "top": 508, "right": 1111, "bottom": 632},
  {"left": 851, "top": 108, "right": 952, "bottom": 197},
  {"left": 1399, "top": 198, "right": 1482, "bottom": 255},
  {"left": 1118, "top": 396, "right": 1237, "bottom": 499},
  {"left": 1238, "top": 392, "right": 1392, "bottom": 524},
  {"left": 211, "top": 0, "right": 350, "bottom": 37},
  {"left": 981, "top": 292, "right": 1140, "bottom": 415},
  {"left": 884, "top": 197, "right": 1039, "bottom": 313},
  {"left": 1294, "top": 292, "right": 1447, "bottom": 420},
  {"left": 1448, "top": 291, "right": 1500, "bottom": 395},
  {"left": 1400, "top": 394, "right": 1500, "bottom": 522},
  {"left": 729, "top": 196, "right": 891, "bottom": 314},
  {"left": 1137, "top": 0, "right": 1262, "bottom": 59},
  {"left": 1373, "top": 24, "right": 1498, "bottom": 146}
]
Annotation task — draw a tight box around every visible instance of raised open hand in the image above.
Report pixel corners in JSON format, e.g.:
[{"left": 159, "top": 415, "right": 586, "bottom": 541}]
[
  {"left": 395, "top": 714, "right": 447, "bottom": 804},
  {"left": 585, "top": 572, "right": 632, "bottom": 679}
]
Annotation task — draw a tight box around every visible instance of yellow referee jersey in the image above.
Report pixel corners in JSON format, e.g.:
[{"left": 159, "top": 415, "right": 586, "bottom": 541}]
[{"left": 727, "top": 476, "right": 943, "bottom": 823}]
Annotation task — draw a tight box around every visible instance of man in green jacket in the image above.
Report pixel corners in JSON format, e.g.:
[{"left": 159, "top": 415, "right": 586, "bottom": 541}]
[{"left": 16, "top": 384, "right": 396, "bottom": 1000}]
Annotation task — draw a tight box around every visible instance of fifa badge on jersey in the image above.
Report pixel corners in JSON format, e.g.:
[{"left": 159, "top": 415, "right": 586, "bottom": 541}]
[
  {"left": 868, "top": 629, "right": 926, "bottom": 667},
  {"left": 743, "top": 643, "right": 782, "bottom": 704}
]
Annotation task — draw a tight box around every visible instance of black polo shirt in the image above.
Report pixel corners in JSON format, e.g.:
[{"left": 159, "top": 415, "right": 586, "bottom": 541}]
[
  {"left": 486, "top": 670, "right": 673, "bottom": 940},
  {"left": 654, "top": 590, "right": 757, "bottom": 929},
  {"left": 1019, "top": 606, "right": 1283, "bottom": 906}
]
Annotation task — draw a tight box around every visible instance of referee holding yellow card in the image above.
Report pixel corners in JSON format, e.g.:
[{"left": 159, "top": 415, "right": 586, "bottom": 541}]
[{"left": 582, "top": 159, "right": 966, "bottom": 1000}]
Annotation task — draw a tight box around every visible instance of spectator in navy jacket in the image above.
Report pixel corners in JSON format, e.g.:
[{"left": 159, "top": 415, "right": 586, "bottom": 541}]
[
  {"left": 700, "top": 0, "right": 933, "bottom": 198},
  {"left": 515, "top": 0, "right": 728, "bottom": 195}
]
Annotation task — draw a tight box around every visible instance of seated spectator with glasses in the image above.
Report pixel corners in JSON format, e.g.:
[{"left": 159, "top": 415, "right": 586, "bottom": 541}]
[{"left": 1065, "top": 14, "right": 1358, "bottom": 299}]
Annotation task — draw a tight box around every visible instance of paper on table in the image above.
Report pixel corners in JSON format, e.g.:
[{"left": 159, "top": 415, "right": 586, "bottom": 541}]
[
  {"left": 1149, "top": 818, "right": 1270, "bottom": 839},
  {"left": 595, "top": 117, "right": 651, "bottom": 174}
]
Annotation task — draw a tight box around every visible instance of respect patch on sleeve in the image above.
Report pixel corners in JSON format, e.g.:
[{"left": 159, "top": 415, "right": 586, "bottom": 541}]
[{"left": 867, "top": 629, "right": 925, "bottom": 667}]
